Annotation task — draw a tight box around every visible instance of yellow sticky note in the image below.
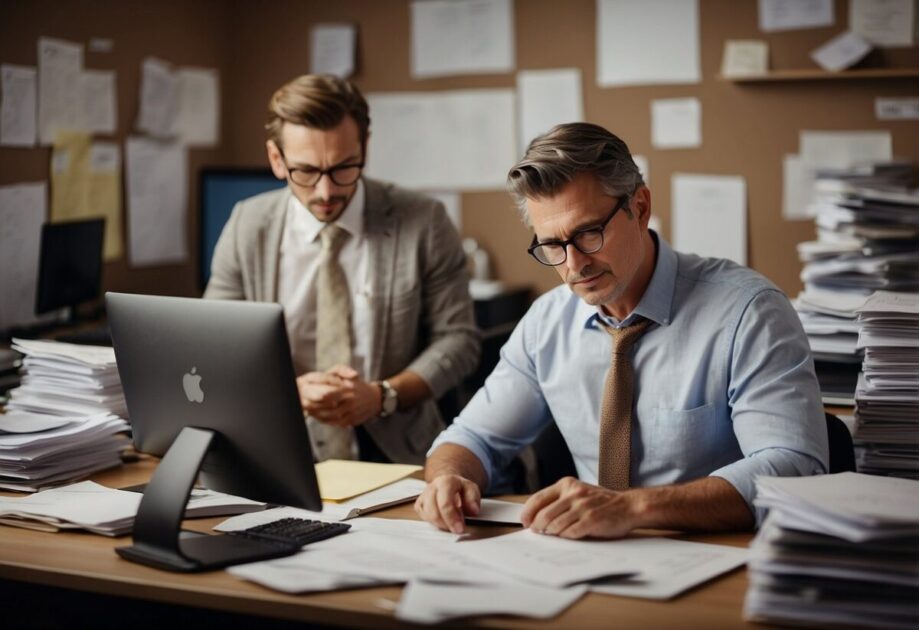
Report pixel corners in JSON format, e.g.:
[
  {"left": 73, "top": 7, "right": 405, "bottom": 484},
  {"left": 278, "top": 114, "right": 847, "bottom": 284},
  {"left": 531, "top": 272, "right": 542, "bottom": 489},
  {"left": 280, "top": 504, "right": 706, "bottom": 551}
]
[{"left": 315, "top": 460, "right": 423, "bottom": 502}]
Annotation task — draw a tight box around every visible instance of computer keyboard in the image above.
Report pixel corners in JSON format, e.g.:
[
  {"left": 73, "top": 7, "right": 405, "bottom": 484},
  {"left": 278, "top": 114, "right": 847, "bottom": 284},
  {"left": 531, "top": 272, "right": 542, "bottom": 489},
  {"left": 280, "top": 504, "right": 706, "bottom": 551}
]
[{"left": 230, "top": 518, "right": 351, "bottom": 548}]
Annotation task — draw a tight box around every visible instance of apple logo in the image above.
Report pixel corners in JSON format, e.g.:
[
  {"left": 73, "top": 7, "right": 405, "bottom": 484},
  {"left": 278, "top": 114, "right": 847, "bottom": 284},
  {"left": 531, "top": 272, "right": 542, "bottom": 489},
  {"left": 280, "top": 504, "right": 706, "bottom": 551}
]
[{"left": 182, "top": 367, "right": 205, "bottom": 403}]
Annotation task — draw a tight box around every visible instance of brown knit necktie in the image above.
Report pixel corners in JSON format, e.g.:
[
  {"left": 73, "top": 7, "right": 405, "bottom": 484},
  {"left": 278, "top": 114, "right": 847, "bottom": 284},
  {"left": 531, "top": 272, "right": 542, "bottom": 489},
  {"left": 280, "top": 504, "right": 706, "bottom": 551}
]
[
  {"left": 597, "top": 317, "right": 651, "bottom": 490},
  {"left": 310, "top": 223, "right": 354, "bottom": 461}
]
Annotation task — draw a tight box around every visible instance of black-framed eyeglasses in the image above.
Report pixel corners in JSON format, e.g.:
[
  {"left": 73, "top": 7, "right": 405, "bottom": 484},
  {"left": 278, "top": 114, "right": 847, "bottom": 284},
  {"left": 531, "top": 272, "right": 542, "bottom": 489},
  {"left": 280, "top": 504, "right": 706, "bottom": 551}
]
[
  {"left": 277, "top": 146, "right": 364, "bottom": 187},
  {"left": 527, "top": 195, "right": 631, "bottom": 266}
]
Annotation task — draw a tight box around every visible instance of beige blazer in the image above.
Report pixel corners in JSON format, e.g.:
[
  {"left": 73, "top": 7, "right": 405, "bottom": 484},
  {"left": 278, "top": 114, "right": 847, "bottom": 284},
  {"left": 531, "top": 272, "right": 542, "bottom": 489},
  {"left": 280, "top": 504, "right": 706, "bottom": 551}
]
[{"left": 204, "top": 177, "right": 481, "bottom": 464}]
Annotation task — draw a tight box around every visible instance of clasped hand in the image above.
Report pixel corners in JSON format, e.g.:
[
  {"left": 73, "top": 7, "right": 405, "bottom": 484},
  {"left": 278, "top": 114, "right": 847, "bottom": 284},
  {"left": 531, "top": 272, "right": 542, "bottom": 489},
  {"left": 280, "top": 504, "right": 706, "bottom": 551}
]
[
  {"left": 416, "top": 475, "right": 640, "bottom": 539},
  {"left": 297, "top": 365, "right": 381, "bottom": 427}
]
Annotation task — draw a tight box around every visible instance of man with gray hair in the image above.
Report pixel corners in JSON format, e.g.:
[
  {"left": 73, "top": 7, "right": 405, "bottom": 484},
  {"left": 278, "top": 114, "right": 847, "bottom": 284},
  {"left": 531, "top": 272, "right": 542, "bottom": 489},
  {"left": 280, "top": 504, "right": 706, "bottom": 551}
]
[{"left": 416, "top": 122, "right": 828, "bottom": 538}]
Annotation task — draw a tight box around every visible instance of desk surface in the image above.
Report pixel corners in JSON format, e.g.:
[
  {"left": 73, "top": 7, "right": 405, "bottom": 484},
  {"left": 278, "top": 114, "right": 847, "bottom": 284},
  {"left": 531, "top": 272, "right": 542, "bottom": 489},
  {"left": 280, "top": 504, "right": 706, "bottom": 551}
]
[{"left": 0, "top": 460, "right": 765, "bottom": 629}]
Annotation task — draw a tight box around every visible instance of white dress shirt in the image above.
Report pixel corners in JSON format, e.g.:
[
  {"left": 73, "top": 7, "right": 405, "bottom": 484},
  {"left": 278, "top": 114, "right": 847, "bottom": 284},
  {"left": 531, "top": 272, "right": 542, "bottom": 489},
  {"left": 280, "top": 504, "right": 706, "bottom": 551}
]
[{"left": 277, "top": 179, "right": 374, "bottom": 379}]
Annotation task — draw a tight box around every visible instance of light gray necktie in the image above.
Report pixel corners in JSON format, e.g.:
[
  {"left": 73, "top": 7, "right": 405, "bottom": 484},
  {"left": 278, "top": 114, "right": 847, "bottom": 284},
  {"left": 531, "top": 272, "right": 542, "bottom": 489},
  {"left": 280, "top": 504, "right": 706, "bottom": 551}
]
[
  {"left": 309, "top": 223, "right": 354, "bottom": 461},
  {"left": 597, "top": 317, "right": 652, "bottom": 490}
]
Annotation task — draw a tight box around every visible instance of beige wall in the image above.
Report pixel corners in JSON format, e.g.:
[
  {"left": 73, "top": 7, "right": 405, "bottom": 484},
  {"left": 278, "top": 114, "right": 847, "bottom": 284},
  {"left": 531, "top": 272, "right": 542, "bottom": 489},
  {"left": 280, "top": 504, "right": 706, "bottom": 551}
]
[{"left": 2, "top": 0, "right": 917, "bottom": 300}]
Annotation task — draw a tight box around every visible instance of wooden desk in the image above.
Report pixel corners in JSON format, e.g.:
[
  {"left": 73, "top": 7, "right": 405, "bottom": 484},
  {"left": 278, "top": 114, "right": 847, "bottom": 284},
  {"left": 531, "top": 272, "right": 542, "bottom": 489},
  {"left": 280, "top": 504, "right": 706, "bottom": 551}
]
[{"left": 0, "top": 460, "right": 762, "bottom": 629}]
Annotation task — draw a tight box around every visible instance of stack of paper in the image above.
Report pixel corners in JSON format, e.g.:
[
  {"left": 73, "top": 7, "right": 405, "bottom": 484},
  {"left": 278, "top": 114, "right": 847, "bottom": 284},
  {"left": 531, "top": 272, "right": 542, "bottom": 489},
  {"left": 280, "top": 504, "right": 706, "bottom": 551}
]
[
  {"left": 0, "top": 411, "right": 130, "bottom": 491},
  {"left": 0, "top": 480, "right": 265, "bottom": 536},
  {"left": 854, "top": 291, "right": 919, "bottom": 479},
  {"left": 745, "top": 473, "right": 919, "bottom": 629},
  {"left": 6, "top": 339, "right": 127, "bottom": 417}
]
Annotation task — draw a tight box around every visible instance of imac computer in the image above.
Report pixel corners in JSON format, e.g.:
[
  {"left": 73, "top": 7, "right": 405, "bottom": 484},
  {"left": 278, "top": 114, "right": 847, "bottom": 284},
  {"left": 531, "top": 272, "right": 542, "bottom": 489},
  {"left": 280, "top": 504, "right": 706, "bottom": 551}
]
[
  {"left": 35, "top": 218, "right": 105, "bottom": 318},
  {"left": 106, "top": 292, "right": 322, "bottom": 572}
]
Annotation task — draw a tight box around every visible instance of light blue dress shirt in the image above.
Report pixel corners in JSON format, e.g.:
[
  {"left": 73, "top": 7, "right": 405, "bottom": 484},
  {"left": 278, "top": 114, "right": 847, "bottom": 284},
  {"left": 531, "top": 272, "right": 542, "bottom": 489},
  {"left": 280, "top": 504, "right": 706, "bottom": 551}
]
[{"left": 431, "top": 234, "right": 828, "bottom": 524}]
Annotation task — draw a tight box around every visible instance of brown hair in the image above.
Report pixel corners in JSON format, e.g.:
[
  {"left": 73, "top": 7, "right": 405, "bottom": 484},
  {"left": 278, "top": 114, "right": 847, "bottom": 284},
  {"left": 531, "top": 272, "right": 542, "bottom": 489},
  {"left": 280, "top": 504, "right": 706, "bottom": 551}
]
[
  {"left": 265, "top": 74, "right": 370, "bottom": 150},
  {"left": 507, "top": 123, "right": 644, "bottom": 223}
]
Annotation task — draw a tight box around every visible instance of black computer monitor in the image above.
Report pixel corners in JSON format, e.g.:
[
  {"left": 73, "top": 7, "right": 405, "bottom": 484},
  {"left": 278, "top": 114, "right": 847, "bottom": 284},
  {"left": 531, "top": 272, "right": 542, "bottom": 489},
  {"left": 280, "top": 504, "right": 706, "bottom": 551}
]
[
  {"left": 106, "top": 292, "right": 321, "bottom": 572},
  {"left": 35, "top": 218, "right": 105, "bottom": 317},
  {"left": 199, "top": 168, "right": 285, "bottom": 291}
]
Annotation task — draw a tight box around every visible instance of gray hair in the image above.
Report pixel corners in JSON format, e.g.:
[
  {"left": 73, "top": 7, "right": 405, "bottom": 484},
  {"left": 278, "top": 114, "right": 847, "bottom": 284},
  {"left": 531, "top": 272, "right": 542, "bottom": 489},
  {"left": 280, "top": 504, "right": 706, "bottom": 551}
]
[{"left": 507, "top": 123, "right": 645, "bottom": 224}]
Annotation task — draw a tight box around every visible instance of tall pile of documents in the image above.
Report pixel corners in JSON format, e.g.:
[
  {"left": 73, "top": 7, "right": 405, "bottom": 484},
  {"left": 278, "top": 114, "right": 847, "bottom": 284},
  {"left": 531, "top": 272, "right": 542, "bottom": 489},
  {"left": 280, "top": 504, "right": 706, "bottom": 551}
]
[
  {"left": 794, "top": 164, "right": 918, "bottom": 408},
  {"left": 854, "top": 292, "right": 919, "bottom": 479},
  {"left": 0, "top": 339, "right": 130, "bottom": 492},
  {"left": 745, "top": 473, "right": 919, "bottom": 629},
  {"left": 6, "top": 339, "right": 127, "bottom": 417}
]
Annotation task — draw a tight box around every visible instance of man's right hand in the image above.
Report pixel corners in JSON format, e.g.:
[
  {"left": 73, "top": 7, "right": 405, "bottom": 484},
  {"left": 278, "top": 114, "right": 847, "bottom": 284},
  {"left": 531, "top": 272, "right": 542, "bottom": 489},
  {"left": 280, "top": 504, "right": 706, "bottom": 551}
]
[{"left": 414, "top": 474, "right": 482, "bottom": 534}]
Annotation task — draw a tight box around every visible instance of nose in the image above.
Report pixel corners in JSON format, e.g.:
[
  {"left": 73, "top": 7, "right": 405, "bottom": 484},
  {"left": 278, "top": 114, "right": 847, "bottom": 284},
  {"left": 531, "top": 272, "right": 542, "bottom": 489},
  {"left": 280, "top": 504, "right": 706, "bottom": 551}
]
[
  {"left": 314, "top": 173, "right": 335, "bottom": 200},
  {"left": 565, "top": 243, "right": 589, "bottom": 274}
]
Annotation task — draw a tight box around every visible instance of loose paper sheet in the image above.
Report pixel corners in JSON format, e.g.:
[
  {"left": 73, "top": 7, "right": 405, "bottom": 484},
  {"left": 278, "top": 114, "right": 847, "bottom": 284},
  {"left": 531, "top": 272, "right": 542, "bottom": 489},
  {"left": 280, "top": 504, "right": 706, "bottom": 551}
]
[
  {"left": 811, "top": 31, "right": 872, "bottom": 71},
  {"left": 79, "top": 69, "right": 116, "bottom": 134},
  {"left": 799, "top": 130, "right": 892, "bottom": 169},
  {"left": 651, "top": 98, "right": 701, "bottom": 149},
  {"left": 37, "top": 37, "right": 84, "bottom": 145},
  {"left": 0, "top": 182, "right": 47, "bottom": 331},
  {"left": 721, "top": 40, "right": 769, "bottom": 77},
  {"left": 136, "top": 57, "right": 177, "bottom": 138},
  {"left": 1, "top": 64, "right": 37, "bottom": 147},
  {"left": 598, "top": 0, "right": 700, "bottom": 87},
  {"left": 875, "top": 97, "right": 919, "bottom": 120},
  {"left": 125, "top": 136, "right": 187, "bottom": 266},
  {"left": 365, "top": 89, "right": 516, "bottom": 190},
  {"left": 850, "top": 0, "right": 915, "bottom": 47},
  {"left": 517, "top": 68, "right": 583, "bottom": 155},
  {"left": 49, "top": 133, "right": 123, "bottom": 261},
  {"left": 310, "top": 23, "right": 357, "bottom": 78},
  {"left": 672, "top": 173, "right": 747, "bottom": 265},
  {"left": 758, "top": 0, "right": 833, "bottom": 32},
  {"left": 172, "top": 67, "right": 220, "bottom": 147},
  {"left": 783, "top": 154, "right": 816, "bottom": 220},
  {"left": 410, "top": 0, "right": 514, "bottom": 79}
]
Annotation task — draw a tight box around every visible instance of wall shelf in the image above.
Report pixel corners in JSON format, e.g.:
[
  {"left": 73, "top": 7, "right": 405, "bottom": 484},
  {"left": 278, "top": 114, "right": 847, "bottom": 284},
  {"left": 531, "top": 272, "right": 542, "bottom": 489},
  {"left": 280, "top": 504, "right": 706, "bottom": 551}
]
[{"left": 719, "top": 68, "right": 919, "bottom": 83}]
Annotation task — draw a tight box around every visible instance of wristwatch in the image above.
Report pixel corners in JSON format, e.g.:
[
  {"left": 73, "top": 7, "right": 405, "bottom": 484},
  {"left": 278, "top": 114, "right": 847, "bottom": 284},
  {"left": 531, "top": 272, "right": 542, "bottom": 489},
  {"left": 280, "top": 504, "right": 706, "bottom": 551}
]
[{"left": 378, "top": 380, "right": 398, "bottom": 417}]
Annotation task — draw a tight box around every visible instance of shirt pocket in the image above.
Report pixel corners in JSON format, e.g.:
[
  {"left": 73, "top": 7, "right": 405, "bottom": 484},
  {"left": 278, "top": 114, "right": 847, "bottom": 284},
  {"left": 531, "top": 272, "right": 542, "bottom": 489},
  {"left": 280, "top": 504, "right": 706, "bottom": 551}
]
[{"left": 642, "top": 402, "right": 719, "bottom": 482}]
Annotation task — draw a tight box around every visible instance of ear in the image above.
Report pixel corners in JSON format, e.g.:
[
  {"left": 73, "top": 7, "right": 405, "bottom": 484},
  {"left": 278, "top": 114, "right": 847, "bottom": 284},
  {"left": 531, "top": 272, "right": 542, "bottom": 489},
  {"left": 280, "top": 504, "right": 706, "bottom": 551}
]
[
  {"left": 266, "top": 140, "right": 287, "bottom": 180},
  {"left": 633, "top": 186, "right": 652, "bottom": 230}
]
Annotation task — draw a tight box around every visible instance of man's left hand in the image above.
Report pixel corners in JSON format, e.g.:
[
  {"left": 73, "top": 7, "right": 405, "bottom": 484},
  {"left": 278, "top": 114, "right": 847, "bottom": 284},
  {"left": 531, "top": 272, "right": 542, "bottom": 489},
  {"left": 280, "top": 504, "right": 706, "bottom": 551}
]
[
  {"left": 315, "top": 365, "right": 382, "bottom": 428},
  {"left": 520, "top": 477, "right": 641, "bottom": 539}
]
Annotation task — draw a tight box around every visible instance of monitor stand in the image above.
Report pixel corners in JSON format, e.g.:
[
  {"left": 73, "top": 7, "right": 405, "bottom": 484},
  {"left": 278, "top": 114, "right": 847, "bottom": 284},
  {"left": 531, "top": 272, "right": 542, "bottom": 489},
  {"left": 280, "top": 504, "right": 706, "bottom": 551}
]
[{"left": 116, "top": 426, "right": 299, "bottom": 572}]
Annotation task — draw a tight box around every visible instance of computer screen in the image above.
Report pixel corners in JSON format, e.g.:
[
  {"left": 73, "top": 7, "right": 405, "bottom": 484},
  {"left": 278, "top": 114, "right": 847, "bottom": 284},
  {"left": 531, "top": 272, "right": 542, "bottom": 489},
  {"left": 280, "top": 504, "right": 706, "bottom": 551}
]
[
  {"left": 35, "top": 218, "right": 105, "bottom": 315},
  {"left": 199, "top": 169, "right": 285, "bottom": 291},
  {"left": 106, "top": 291, "right": 320, "bottom": 571}
]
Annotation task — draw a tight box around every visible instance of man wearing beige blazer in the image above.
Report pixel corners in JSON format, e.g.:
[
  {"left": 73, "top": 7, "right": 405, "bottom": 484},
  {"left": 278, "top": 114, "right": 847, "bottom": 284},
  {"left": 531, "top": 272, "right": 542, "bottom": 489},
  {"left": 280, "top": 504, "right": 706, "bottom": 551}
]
[{"left": 205, "top": 75, "right": 480, "bottom": 465}]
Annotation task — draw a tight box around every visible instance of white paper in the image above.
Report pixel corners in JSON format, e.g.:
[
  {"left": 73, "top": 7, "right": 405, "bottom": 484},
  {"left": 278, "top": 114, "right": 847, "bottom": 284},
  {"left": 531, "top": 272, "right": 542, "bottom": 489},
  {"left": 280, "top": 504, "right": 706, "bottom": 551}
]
[
  {"left": 90, "top": 142, "right": 120, "bottom": 172},
  {"left": 136, "top": 57, "right": 177, "bottom": 138},
  {"left": 466, "top": 498, "right": 524, "bottom": 524},
  {"left": 758, "top": 0, "right": 833, "bottom": 32},
  {"left": 720, "top": 40, "right": 769, "bottom": 77},
  {"left": 365, "top": 89, "right": 516, "bottom": 191},
  {"left": 0, "top": 182, "right": 47, "bottom": 331},
  {"left": 875, "top": 97, "right": 919, "bottom": 120},
  {"left": 411, "top": 0, "right": 514, "bottom": 79},
  {"left": 782, "top": 154, "right": 816, "bottom": 220},
  {"left": 79, "top": 69, "right": 116, "bottom": 134},
  {"left": 125, "top": 136, "right": 187, "bottom": 266},
  {"left": 310, "top": 23, "right": 357, "bottom": 78},
  {"left": 850, "top": 0, "right": 915, "bottom": 47},
  {"left": 800, "top": 130, "right": 892, "bottom": 169},
  {"left": 598, "top": 0, "right": 700, "bottom": 87},
  {"left": 425, "top": 191, "right": 462, "bottom": 230},
  {"left": 37, "top": 37, "right": 84, "bottom": 145},
  {"left": 397, "top": 580, "right": 587, "bottom": 624},
  {"left": 811, "top": 31, "right": 872, "bottom": 71},
  {"left": 0, "top": 411, "right": 76, "bottom": 434},
  {"left": 589, "top": 538, "right": 749, "bottom": 599},
  {"left": 229, "top": 561, "right": 382, "bottom": 594},
  {"left": 172, "top": 67, "right": 220, "bottom": 147},
  {"left": 1, "top": 64, "right": 37, "bottom": 147},
  {"left": 517, "top": 68, "right": 583, "bottom": 155},
  {"left": 633, "top": 154, "right": 649, "bottom": 187},
  {"left": 450, "top": 529, "right": 641, "bottom": 587},
  {"left": 651, "top": 98, "right": 701, "bottom": 149},
  {"left": 672, "top": 173, "right": 747, "bottom": 266}
]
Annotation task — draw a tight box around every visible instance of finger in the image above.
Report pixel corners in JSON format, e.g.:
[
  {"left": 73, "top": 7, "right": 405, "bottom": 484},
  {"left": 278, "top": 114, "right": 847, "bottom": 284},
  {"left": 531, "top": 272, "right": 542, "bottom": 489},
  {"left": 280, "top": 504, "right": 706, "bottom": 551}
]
[
  {"left": 417, "top": 489, "right": 450, "bottom": 532},
  {"left": 520, "top": 483, "right": 562, "bottom": 527},
  {"left": 460, "top": 482, "right": 481, "bottom": 516},
  {"left": 529, "top": 497, "right": 573, "bottom": 534},
  {"left": 435, "top": 487, "right": 466, "bottom": 535},
  {"left": 328, "top": 365, "right": 359, "bottom": 380},
  {"left": 541, "top": 502, "right": 580, "bottom": 537}
]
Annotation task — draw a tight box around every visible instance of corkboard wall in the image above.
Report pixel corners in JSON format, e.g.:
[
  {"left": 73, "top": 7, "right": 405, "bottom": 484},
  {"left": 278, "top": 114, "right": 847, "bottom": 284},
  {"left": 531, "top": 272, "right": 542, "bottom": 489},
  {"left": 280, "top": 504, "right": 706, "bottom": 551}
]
[{"left": 2, "top": 0, "right": 917, "bottom": 300}]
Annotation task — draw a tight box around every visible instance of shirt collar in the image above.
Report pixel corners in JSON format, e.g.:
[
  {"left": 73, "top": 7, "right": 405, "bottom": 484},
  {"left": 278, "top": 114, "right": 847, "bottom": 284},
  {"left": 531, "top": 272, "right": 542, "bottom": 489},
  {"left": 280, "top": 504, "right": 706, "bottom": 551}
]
[
  {"left": 578, "top": 230, "right": 678, "bottom": 330},
  {"left": 286, "top": 178, "right": 366, "bottom": 243}
]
